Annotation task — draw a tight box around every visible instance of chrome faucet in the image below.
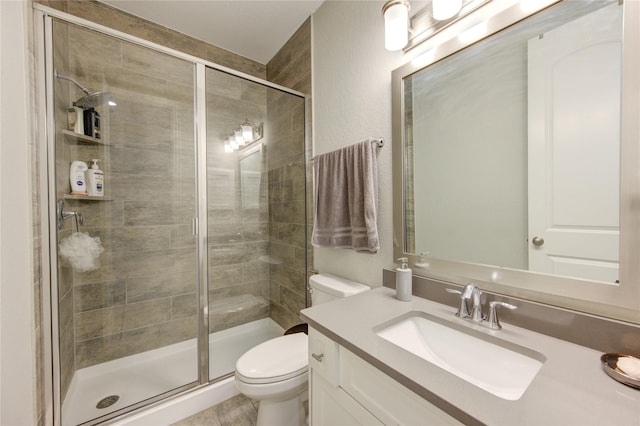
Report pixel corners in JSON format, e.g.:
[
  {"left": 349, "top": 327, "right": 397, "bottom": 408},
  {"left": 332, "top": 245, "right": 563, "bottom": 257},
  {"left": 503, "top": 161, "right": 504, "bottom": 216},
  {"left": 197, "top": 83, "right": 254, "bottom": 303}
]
[
  {"left": 446, "top": 283, "right": 482, "bottom": 321},
  {"left": 447, "top": 283, "right": 514, "bottom": 328}
]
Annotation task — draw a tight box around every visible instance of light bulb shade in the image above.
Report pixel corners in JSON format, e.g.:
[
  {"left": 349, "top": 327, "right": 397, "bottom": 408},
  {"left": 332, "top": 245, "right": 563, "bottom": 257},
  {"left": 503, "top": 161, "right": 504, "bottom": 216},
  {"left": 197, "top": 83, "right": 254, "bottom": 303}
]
[
  {"left": 432, "top": 0, "right": 462, "bottom": 21},
  {"left": 234, "top": 130, "right": 245, "bottom": 146},
  {"left": 383, "top": 0, "right": 410, "bottom": 51},
  {"left": 241, "top": 123, "right": 253, "bottom": 142}
]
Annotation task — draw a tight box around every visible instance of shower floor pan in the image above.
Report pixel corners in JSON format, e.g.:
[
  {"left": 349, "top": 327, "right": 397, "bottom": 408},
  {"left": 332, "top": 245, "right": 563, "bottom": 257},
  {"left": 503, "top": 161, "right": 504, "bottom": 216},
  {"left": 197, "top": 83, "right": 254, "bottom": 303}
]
[{"left": 62, "top": 318, "right": 283, "bottom": 425}]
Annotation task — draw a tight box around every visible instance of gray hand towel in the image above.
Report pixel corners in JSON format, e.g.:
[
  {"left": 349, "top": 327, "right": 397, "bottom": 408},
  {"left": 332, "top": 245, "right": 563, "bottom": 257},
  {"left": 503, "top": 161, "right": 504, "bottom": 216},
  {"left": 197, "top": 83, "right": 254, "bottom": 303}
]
[{"left": 312, "top": 139, "right": 380, "bottom": 253}]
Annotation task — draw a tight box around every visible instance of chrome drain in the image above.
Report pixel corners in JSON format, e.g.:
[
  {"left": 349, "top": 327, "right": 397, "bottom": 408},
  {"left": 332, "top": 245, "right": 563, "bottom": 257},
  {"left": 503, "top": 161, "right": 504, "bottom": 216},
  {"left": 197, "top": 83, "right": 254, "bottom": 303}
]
[{"left": 96, "top": 395, "right": 119, "bottom": 409}]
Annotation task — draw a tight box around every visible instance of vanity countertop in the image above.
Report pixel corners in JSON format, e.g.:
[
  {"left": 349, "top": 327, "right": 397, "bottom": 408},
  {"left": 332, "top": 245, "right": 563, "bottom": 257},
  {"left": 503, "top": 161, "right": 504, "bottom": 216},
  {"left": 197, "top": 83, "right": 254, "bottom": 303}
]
[{"left": 300, "top": 287, "right": 640, "bottom": 426}]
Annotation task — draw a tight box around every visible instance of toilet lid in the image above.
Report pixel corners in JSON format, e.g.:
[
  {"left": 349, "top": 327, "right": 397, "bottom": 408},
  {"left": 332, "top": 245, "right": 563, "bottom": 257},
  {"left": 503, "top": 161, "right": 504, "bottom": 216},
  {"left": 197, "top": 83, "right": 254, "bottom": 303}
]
[{"left": 236, "top": 333, "right": 308, "bottom": 384}]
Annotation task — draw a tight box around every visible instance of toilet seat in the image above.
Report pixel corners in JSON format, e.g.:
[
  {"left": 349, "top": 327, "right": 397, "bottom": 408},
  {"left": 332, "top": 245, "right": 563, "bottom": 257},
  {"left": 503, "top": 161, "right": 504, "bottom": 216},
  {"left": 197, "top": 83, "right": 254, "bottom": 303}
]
[{"left": 236, "top": 333, "right": 308, "bottom": 384}]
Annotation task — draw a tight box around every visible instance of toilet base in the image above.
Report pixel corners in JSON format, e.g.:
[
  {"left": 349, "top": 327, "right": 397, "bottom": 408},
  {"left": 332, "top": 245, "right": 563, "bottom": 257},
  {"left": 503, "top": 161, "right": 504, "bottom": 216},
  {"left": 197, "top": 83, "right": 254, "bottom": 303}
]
[{"left": 256, "top": 389, "right": 308, "bottom": 426}]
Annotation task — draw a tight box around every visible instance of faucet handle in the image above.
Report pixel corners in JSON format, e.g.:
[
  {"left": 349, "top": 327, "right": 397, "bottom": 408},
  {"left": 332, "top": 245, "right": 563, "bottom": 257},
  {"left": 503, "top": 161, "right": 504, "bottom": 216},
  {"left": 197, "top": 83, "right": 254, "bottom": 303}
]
[
  {"left": 487, "top": 301, "right": 517, "bottom": 330},
  {"left": 446, "top": 288, "right": 470, "bottom": 318}
]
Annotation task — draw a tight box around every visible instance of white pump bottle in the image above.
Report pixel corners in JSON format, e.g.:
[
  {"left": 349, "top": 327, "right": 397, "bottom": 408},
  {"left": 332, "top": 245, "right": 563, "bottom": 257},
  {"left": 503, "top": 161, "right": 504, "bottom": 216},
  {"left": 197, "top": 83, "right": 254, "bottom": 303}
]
[
  {"left": 395, "top": 257, "right": 412, "bottom": 301},
  {"left": 87, "top": 159, "right": 104, "bottom": 197}
]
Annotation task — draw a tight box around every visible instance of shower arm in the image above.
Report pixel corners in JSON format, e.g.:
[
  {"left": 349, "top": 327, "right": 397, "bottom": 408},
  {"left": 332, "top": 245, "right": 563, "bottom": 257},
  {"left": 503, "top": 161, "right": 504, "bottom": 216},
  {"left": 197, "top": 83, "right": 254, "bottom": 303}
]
[{"left": 54, "top": 70, "right": 91, "bottom": 96}]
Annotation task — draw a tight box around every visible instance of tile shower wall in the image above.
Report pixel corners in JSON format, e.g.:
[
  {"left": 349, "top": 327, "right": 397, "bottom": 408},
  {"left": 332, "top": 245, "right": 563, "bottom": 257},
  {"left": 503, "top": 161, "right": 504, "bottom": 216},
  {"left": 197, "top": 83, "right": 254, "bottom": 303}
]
[
  {"left": 266, "top": 19, "right": 312, "bottom": 329},
  {"left": 38, "top": 1, "right": 276, "bottom": 404}
]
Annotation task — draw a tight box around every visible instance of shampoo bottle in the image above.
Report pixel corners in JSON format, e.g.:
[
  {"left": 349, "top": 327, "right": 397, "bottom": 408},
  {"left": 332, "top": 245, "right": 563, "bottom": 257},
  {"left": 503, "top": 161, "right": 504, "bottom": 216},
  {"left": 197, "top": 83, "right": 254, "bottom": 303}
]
[
  {"left": 396, "top": 257, "right": 412, "bottom": 301},
  {"left": 69, "top": 160, "right": 88, "bottom": 195},
  {"left": 87, "top": 159, "right": 104, "bottom": 197},
  {"left": 83, "top": 108, "right": 101, "bottom": 139}
]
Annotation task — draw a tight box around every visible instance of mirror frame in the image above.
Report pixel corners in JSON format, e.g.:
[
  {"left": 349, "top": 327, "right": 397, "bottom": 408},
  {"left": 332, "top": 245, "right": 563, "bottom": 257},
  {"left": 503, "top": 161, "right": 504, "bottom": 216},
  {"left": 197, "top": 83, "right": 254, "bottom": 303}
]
[{"left": 392, "top": 0, "right": 640, "bottom": 323}]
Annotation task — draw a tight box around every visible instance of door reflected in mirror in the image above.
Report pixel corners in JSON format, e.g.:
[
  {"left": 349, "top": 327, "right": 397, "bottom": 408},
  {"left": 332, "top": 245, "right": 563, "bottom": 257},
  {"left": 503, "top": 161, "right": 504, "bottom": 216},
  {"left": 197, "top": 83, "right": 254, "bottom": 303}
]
[{"left": 403, "top": 1, "right": 621, "bottom": 284}]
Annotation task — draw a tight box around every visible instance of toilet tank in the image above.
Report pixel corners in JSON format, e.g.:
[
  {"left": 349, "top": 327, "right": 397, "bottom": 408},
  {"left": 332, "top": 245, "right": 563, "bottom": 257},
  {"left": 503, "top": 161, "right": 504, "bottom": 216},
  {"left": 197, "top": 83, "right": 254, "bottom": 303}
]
[{"left": 309, "top": 273, "right": 371, "bottom": 305}]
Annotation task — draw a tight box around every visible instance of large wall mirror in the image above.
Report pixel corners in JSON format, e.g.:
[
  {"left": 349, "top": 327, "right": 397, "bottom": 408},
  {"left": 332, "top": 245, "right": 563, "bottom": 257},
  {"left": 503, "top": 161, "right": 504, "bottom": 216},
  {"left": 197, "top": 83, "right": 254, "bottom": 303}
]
[{"left": 392, "top": 0, "right": 640, "bottom": 323}]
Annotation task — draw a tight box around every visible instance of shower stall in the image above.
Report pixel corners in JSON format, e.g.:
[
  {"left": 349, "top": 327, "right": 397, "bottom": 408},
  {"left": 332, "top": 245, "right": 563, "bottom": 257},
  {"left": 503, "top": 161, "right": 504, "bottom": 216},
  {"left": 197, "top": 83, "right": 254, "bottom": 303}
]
[{"left": 36, "top": 6, "right": 308, "bottom": 425}]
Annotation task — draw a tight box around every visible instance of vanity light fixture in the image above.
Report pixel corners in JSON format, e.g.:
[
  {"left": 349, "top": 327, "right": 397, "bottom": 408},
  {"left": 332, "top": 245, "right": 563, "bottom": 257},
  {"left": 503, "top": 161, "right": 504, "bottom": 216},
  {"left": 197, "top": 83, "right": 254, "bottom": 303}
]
[
  {"left": 241, "top": 118, "right": 254, "bottom": 141},
  {"left": 224, "top": 138, "right": 234, "bottom": 153},
  {"left": 432, "top": 0, "right": 462, "bottom": 20},
  {"left": 403, "top": 0, "right": 491, "bottom": 52},
  {"left": 224, "top": 120, "right": 264, "bottom": 153},
  {"left": 383, "top": 0, "right": 411, "bottom": 51}
]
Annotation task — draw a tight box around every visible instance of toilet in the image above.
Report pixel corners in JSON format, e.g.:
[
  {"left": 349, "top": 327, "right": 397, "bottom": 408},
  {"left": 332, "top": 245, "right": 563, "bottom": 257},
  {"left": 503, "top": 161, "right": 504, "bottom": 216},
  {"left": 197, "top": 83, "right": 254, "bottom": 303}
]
[{"left": 234, "top": 273, "right": 371, "bottom": 426}]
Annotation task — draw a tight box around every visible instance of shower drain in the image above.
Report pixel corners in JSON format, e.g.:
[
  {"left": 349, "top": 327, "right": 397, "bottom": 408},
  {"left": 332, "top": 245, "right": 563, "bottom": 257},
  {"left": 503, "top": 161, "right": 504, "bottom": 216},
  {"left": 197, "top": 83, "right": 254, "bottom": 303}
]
[{"left": 96, "top": 395, "right": 119, "bottom": 409}]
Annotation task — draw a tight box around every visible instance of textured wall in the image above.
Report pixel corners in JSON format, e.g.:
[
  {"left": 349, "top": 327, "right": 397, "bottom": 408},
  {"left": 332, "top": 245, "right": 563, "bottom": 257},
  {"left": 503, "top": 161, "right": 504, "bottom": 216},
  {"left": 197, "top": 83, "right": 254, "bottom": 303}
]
[
  {"left": 312, "top": 1, "right": 410, "bottom": 287},
  {"left": 266, "top": 19, "right": 311, "bottom": 329},
  {"left": 1, "top": 2, "right": 40, "bottom": 424}
]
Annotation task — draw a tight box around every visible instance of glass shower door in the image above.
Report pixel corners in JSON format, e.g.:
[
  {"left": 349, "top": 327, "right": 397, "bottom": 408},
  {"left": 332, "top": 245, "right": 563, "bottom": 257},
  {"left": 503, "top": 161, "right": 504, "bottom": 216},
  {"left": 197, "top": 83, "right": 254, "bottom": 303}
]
[
  {"left": 204, "top": 67, "right": 307, "bottom": 380},
  {"left": 50, "top": 19, "right": 200, "bottom": 425},
  {"left": 205, "top": 67, "right": 275, "bottom": 380}
]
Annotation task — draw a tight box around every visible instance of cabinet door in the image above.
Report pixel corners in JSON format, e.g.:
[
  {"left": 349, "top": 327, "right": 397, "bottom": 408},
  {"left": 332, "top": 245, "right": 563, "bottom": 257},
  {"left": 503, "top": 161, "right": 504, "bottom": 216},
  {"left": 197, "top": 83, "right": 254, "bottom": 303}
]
[
  {"left": 340, "top": 348, "right": 463, "bottom": 426},
  {"left": 310, "top": 368, "right": 382, "bottom": 426}
]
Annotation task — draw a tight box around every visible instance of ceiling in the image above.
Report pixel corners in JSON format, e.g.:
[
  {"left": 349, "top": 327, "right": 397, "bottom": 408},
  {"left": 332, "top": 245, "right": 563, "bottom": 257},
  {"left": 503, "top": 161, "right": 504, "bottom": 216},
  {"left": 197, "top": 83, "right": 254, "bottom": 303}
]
[{"left": 100, "top": 0, "right": 325, "bottom": 64}]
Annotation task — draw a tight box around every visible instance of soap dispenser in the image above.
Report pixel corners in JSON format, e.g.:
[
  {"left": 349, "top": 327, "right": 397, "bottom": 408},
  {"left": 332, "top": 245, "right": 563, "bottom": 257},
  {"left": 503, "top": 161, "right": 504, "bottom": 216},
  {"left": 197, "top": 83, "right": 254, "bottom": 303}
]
[
  {"left": 395, "top": 257, "right": 412, "bottom": 301},
  {"left": 87, "top": 159, "right": 104, "bottom": 197}
]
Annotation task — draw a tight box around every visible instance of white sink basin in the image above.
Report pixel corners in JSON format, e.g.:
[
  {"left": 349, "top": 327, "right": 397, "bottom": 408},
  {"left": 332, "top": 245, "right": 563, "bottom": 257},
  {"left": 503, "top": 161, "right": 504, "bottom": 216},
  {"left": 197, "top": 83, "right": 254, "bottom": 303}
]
[{"left": 375, "top": 312, "right": 545, "bottom": 400}]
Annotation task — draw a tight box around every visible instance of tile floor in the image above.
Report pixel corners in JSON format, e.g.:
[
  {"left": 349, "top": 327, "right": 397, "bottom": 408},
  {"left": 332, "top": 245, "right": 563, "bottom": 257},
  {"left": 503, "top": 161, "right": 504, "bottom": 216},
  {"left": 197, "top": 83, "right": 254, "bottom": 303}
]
[{"left": 171, "top": 394, "right": 258, "bottom": 426}]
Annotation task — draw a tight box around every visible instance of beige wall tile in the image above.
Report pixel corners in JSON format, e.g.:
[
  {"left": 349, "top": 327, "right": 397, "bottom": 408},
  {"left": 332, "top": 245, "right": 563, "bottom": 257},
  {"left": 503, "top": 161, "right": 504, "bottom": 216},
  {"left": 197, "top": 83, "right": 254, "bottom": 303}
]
[
  {"left": 75, "top": 298, "right": 172, "bottom": 341},
  {"left": 74, "top": 280, "right": 126, "bottom": 312},
  {"left": 127, "top": 269, "right": 197, "bottom": 303}
]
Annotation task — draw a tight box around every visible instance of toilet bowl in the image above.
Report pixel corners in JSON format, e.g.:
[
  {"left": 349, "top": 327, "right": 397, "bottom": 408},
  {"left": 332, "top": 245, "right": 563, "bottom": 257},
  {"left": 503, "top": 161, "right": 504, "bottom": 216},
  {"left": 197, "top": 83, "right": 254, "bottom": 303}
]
[{"left": 234, "top": 273, "right": 370, "bottom": 426}]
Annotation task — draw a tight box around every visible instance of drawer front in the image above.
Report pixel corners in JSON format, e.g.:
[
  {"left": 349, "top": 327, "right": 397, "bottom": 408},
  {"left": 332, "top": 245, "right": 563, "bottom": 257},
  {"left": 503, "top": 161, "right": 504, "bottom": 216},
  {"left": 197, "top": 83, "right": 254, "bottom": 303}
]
[
  {"left": 339, "top": 348, "right": 463, "bottom": 426},
  {"left": 309, "top": 327, "right": 339, "bottom": 386}
]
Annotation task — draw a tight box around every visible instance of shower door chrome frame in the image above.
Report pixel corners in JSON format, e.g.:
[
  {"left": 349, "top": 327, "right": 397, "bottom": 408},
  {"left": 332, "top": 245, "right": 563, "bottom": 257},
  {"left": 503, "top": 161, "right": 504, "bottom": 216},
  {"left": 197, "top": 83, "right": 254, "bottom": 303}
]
[
  {"left": 195, "top": 63, "right": 210, "bottom": 385},
  {"left": 34, "top": 3, "right": 308, "bottom": 425},
  {"left": 36, "top": 10, "right": 58, "bottom": 426}
]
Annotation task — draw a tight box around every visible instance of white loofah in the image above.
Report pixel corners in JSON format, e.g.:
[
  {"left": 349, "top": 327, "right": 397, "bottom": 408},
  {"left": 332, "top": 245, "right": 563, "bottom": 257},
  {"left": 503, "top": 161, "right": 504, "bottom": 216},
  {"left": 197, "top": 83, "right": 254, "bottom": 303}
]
[
  {"left": 59, "top": 232, "right": 105, "bottom": 273},
  {"left": 617, "top": 356, "right": 640, "bottom": 379}
]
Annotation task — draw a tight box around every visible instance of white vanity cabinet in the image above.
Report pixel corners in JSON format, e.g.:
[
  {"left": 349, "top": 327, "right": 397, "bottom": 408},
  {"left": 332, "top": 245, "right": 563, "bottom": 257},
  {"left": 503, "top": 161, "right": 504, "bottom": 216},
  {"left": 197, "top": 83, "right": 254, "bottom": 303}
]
[{"left": 308, "top": 327, "right": 462, "bottom": 426}]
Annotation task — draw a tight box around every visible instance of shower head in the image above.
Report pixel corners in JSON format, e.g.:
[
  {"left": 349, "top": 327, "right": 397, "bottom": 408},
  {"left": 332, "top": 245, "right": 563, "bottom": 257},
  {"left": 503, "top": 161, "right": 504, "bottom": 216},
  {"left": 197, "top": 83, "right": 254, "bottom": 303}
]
[
  {"left": 54, "top": 70, "right": 116, "bottom": 108},
  {"left": 73, "top": 92, "right": 115, "bottom": 109}
]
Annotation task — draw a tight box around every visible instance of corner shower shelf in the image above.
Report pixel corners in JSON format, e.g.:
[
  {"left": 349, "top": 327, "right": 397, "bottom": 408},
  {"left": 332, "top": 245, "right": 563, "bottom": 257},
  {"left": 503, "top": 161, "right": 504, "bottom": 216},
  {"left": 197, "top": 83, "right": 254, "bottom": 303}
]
[
  {"left": 62, "top": 129, "right": 111, "bottom": 146},
  {"left": 63, "top": 194, "right": 113, "bottom": 201}
]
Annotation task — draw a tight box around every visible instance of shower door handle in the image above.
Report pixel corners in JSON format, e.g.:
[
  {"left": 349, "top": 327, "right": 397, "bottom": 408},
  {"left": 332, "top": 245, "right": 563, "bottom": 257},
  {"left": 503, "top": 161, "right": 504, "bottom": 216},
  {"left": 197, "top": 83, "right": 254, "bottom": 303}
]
[{"left": 192, "top": 218, "right": 198, "bottom": 235}]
